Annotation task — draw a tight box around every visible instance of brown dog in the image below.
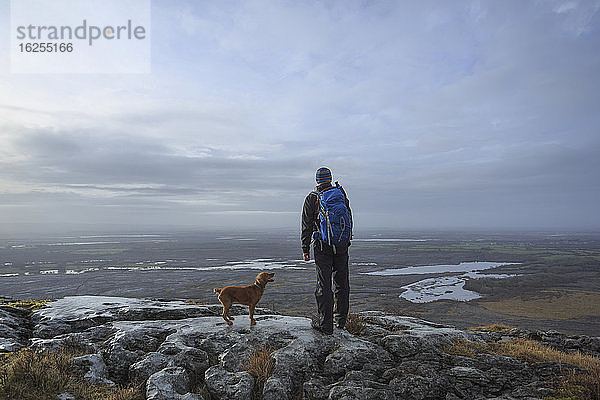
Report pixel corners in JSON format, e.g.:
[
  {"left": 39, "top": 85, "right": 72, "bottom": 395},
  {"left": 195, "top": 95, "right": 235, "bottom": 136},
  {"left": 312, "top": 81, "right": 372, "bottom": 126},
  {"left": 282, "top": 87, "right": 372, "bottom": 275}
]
[{"left": 214, "top": 271, "right": 275, "bottom": 326}]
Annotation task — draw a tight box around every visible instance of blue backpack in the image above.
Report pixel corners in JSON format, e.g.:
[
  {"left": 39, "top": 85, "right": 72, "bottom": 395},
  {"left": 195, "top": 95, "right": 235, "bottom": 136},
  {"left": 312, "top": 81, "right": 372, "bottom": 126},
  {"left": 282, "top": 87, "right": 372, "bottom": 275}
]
[{"left": 314, "top": 183, "right": 352, "bottom": 247}]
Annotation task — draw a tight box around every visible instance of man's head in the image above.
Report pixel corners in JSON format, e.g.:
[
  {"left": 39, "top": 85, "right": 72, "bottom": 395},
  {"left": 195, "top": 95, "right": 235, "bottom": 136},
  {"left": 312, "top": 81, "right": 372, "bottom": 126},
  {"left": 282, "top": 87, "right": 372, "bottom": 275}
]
[{"left": 316, "top": 167, "right": 332, "bottom": 185}]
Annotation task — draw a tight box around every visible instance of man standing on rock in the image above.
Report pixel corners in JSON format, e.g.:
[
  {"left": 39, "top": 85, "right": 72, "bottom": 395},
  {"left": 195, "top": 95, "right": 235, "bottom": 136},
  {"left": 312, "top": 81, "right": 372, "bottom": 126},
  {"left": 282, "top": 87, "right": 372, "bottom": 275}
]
[{"left": 302, "top": 167, "right": 353, "bottom": 334}]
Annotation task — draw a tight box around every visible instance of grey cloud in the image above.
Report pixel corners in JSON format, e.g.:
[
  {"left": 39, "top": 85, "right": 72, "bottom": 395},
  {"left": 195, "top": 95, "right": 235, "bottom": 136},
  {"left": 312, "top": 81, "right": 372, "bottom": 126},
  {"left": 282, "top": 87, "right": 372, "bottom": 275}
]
[
  {"left": 1, "top": 124, "right": 312, "bottom": 212},
  {"left": 1, "top": 0, "right": 599, "bottom": 231}
]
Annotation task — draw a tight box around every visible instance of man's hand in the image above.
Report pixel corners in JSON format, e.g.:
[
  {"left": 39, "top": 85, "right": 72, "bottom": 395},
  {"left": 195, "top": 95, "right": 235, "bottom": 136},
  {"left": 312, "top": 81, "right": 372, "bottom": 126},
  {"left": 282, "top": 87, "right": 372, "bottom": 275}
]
[{"left": 302, "top": 253, "right": 310, "bottom": 261}]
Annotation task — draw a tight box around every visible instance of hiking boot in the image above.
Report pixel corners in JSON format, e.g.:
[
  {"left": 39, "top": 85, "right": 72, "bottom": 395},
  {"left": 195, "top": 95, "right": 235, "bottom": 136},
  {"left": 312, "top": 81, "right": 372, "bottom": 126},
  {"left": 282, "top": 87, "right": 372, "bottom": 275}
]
[
  {"left": 311, "top": 317, "right": 333, "bottom": 335},
  {"left": 335, "top": 320, "right": 346, "bottom": 330}
]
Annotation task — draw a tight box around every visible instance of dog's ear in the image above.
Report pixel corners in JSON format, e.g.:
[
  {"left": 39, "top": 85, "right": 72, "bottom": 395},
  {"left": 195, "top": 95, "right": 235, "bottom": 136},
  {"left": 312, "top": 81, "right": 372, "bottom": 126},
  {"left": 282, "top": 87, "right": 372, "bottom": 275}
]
[{"left": 258, "top": 272, "right": 274, "bottom": 283}]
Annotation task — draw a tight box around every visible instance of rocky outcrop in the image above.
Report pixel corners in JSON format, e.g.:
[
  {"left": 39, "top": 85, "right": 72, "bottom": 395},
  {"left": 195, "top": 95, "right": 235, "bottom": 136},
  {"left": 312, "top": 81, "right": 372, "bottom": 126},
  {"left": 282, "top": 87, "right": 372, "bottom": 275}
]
[
  {"left": 0, "top": 295, "right": 597, "bottom": 400},
  {"left": 0, "top": 304, "right": 31, "bottom": 352}
]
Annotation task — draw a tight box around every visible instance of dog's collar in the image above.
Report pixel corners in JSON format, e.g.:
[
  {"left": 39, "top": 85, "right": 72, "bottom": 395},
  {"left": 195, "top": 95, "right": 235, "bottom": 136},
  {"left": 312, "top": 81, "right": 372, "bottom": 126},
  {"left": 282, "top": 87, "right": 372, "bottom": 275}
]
[{"left": 253, "top": 281, "right": 266, "bottom": 290}]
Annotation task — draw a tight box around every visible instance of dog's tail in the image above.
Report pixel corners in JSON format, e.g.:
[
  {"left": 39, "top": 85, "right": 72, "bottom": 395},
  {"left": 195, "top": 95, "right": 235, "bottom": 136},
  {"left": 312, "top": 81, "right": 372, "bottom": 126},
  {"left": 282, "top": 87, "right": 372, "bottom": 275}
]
[{"left": 213, "top": 288, "right": 222, "bottom": 294}]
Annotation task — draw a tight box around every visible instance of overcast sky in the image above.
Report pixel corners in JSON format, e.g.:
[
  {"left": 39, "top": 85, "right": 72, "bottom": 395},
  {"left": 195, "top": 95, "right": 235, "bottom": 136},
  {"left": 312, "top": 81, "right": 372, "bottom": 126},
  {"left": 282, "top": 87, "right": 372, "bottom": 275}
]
[{"left": 1, "top": 0, "right": 599, "bottom": 233}]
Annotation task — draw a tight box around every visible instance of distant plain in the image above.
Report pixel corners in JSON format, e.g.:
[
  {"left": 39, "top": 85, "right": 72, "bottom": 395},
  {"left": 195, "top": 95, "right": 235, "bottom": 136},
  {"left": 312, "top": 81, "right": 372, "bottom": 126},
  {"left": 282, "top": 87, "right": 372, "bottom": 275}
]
[{"left": 1, "top": 230, "right": 598, "bottom": 335}]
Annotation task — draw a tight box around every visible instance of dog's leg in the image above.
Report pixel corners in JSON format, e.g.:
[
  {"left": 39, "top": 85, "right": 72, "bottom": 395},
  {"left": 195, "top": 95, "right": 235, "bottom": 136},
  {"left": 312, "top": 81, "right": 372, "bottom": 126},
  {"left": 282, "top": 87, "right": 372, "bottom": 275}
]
[
  {"left": 224, "top": 299, "right": 234, "bottom": 321},
  {"left": 225, "top": 305, "right": 233, "bottom": 325},
  {"left": 249, "top": 304, "right": 256, "bottom": 325},
  {"left": 220, "top": 298, "right": 233, "bottom": 325}
]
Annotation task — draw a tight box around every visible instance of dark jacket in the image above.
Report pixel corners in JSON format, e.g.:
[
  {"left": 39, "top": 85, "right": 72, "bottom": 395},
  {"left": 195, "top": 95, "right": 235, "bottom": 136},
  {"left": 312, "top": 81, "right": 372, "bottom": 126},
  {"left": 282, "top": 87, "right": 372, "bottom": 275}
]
[{"left": 301, "top": 182, "right": 352, "bottom": 254}]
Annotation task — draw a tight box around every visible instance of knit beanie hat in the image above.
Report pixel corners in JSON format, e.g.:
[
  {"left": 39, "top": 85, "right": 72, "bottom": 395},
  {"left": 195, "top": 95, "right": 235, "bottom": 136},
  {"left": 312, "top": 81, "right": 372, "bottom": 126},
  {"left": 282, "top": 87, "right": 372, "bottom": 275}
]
[{"left": 316, "top": 167, "right": 332, "bottom": 184}]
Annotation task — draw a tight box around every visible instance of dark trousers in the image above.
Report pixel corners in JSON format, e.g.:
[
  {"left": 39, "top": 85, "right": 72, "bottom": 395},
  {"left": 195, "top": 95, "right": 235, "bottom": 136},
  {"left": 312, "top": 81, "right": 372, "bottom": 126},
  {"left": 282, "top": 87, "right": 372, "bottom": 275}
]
[{"left": 314, "top": 242, "right": 349, "bottom": 330}]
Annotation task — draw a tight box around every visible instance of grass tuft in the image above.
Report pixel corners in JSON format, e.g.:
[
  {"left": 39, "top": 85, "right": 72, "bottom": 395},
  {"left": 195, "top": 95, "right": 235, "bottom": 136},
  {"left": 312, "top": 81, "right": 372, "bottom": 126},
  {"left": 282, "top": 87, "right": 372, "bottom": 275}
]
[
  {"left": 4, "top": 299, "right": 53, "bottom": 312},
  {"left": 103, "top": 386, "right": 145, "bottom": 400},
  {"left": 500, "top": 339, "right": 599, "bottom": 369},
  {"left": 548, "top": 362, "right": 600, "bottom": 400},
  {"left": 345, "top": 311, "right": 366, "bottom": 336},
  {"left": 446, "top": 338, "right": 599, "bottom": 370},
  {"left": 443, "top": 340, "right": 489, "bottom": 358},
  {"left": 467, "top": 323, "right": 514, "bottom": 333},
  {"left": 186, "top": 299, "right": 210, "bottom": 306},
  {"left": 0, "top": 348, "right": 144, "bottom": 400},
  {"left": 246, "top": 346, "right": 276, "bottom": 400}
]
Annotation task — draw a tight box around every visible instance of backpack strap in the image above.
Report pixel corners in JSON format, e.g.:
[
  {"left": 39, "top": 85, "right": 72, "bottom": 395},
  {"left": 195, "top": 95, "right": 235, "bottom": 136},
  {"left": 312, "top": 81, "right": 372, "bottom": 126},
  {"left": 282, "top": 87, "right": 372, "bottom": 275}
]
[
  {"left": 310, "top": 190, "right": 319, "bottom": 220},
  {"left": 309, "top": 191, "right": 320, "bottom": 246}
]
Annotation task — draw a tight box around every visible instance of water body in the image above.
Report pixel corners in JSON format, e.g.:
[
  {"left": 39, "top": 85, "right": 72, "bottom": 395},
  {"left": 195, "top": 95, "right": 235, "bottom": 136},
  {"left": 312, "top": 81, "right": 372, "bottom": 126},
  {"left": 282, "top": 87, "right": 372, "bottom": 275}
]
[
  {"left": 364, "top": 261, "right": 518, "bottom": 303},
  {"left": 364, "top": 261, "right": 513, "bottom": 276},
  {"left": 400, "top": 272, "right": 518, "bottom": 303}
]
